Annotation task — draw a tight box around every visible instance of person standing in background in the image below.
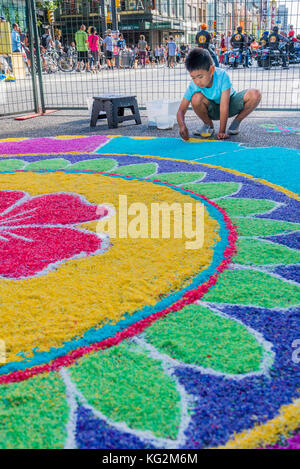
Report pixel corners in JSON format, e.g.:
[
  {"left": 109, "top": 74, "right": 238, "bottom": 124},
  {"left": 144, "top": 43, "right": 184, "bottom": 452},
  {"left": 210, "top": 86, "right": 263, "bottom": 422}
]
[
  {"left": 11, "top": 23, "right": 21, "bottom": 52},
  {"left": 54, "top": 33, "right": 64, "bottom": 54},
  {"left": 224, "top": 31, "right": 231, "bottom": 52},
  {"left": 75, "top": 24, "right": 90, "bottom": 72},
  {"left": 219, "top": 33, "right": 225, "bottom": 64},
  {"left": 88, "top": 27, "right": 100, "bottom": 72},
  {"left": 180, "top": 42, "right": 187, "bottom": 62},
  {"left": 117, "top": 33, "right": 126, "bottom": 68},
  {"left": 195, "top": 24, "right": 219, "bottom": 67},
  {"left": 138, "top": 34, "right": 147, "bottom": 68},
  {"left": 167, "top": 36, "right": 177, "bottom": 68},
  {"left": 103, "top": 29, "right": 114, "bottom": 70},
  {"left": 154, "top": 45, "right": 160, "bottom": 64}
]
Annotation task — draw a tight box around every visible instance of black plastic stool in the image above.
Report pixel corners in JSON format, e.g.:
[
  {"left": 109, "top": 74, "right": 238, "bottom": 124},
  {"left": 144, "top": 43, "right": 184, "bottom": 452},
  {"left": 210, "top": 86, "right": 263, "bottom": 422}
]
[{"left": 90, "top": 94, "right": 141, "bottom": 129}]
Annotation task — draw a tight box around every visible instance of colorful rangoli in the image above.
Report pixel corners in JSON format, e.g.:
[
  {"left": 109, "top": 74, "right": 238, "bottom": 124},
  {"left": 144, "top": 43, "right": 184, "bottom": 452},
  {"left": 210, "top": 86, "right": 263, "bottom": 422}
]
[
  {"left": 260, "top": 124, "right": 300, "bottom": 135},
  {"left": 0, "top": 136, "right": 299, "bottom": 449}
]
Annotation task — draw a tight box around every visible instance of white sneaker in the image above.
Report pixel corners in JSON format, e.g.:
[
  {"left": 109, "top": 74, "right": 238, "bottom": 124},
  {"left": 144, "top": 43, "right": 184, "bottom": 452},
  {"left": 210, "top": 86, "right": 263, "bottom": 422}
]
[{"left": 193, "top": 124, "right": 214, "bottom": 138}]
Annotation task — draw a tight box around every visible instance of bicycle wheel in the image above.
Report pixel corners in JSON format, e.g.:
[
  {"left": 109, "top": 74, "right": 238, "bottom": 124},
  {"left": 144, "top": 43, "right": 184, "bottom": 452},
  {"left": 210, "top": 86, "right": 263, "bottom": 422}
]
[
  {"left": 58, "top": 55, "right": 75, "bottom": 72},
  {"left": 47, "top": 59, "right": 58, "bottom": 73}
]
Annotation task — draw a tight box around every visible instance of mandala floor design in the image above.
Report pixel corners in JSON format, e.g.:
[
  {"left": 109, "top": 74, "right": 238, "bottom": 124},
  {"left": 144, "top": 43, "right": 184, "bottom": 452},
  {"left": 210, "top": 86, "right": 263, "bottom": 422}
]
[{"left": 0, "top": 136, "right": 299, "bottom": 450}]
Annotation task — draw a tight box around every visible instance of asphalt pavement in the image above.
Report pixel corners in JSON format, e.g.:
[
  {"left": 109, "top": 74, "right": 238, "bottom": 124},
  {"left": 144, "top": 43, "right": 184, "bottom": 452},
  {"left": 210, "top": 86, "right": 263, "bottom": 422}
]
[{"left": 0, "top": 108, "right": 299, "bottom": 149}]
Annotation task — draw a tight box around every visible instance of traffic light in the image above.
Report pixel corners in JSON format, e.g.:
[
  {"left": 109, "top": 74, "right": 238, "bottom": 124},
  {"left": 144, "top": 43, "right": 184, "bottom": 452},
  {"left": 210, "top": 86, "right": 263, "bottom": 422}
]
[
  {"left": 48, "top": 10, "right": 55, "bottom": 24},
  {"left": 213, "top": 20, "right": 217, "bottom": 32},
  {"left": 116, "top": 0, "right": 120, "bottom": 8}
]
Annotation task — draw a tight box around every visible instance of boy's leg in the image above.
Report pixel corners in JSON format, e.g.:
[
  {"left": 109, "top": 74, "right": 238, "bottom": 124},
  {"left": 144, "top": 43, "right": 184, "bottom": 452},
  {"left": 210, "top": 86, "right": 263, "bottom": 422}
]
[
  {"left": 228, "top": 89, "right": 261, "bottom": 134},
  {"left": 234, "top": 89, "right": 261, "bottom": 122},
  {"left": 191, "top": 93, "right": 214, "bottom": 128}
]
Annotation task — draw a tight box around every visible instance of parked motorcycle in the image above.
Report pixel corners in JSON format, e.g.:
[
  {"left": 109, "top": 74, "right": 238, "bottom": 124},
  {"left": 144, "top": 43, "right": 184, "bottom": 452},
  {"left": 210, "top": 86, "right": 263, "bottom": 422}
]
[
  {"left": 256, "top": 48, "right": 264, "bottom": 67},
  {"left": 261, "top": 42, "right": 289, "bottom": 69},
  {"left": 287, "top": 40, "right": 300, "bottom": 64},
  {"left": 228, "top": 48, "right": 241, "bottom": 68},
  {"left": 228, "top": 47, "right": 252, "bottom": 68}
]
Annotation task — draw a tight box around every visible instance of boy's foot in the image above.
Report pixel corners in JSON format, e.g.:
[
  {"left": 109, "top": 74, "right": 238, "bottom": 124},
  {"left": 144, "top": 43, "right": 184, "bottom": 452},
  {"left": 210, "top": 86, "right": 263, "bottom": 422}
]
[
  {"left": 193, "top": 124, "right": 214, "bottom": 138},
  {"left": 228, "top": 119, "right": 241, "bottom": 135}
]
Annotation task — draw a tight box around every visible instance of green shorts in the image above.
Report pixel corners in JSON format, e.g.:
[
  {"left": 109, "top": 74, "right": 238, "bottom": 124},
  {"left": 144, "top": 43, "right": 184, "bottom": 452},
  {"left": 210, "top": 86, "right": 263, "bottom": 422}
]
[{"left": 208, "top": 90, "right": 248, "bottom": 120}]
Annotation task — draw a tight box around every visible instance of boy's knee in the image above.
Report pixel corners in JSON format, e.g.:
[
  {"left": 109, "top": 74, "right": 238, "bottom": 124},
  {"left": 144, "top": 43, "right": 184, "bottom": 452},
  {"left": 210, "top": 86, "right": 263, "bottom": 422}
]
[
  {"left": 191, "top": 93, "right": 208, "bottom": 107},
  {"left": 245, "top": 89, "right": 261, "bottom": 104}
]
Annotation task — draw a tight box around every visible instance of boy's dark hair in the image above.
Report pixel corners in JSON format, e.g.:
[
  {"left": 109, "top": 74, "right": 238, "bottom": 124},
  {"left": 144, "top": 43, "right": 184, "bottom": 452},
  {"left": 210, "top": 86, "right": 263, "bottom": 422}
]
[{"left": 185, "top": 48, "right": 213, "bottom": 72}]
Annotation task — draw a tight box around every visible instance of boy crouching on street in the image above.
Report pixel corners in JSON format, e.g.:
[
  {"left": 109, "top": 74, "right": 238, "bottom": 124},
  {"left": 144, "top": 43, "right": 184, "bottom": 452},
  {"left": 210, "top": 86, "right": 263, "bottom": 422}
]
[{"left": 177, "top": 48, "right": 261, "bottom": 140}]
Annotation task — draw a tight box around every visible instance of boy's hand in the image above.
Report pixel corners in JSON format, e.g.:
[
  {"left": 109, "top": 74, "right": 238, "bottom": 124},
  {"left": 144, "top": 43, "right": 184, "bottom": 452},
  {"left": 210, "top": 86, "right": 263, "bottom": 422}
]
[
  {"left": 179, "top": 125, "right": 189, "bottom": 141},
  {"left": 177, "top": 98, "right": 190, "bottom": 141},
  {"left": 217, "top": 132, "right": 229, "bottom": 140}
]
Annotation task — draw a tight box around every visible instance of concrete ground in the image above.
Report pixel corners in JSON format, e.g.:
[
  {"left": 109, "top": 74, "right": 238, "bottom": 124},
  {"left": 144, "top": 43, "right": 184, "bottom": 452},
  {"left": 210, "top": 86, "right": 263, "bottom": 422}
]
[{"left": 0, "top": 109, "right": 299, "bottom": 149}]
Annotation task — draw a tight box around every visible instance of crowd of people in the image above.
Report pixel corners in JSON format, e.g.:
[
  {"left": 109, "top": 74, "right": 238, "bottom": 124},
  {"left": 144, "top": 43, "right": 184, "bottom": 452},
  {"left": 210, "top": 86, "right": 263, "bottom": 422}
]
[
  {"left": 196, "top": 22, "right": 300, "bottom": 69},
  {"left": 69, "top": 26, "right": 193, "bottom": 72},
  {"left": 37, "top": 22, "right": 300, "bottom": 73},
  {"left": 1, "top": 12, "right": 299, "bottom": 76}
]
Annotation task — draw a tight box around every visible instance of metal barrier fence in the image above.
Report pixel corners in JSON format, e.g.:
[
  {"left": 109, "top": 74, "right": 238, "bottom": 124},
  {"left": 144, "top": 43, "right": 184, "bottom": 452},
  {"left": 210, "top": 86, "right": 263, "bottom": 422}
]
[{"left": 0, "top": 0, "right": 299, "bottom": 116}]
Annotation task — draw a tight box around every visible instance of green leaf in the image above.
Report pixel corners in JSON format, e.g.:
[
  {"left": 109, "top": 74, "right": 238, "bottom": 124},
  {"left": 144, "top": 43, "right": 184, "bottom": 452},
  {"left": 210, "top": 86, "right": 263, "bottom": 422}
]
[
  {"left": 69, "top": 342, "right": 181, "bottom": 440},
  {"left": 70, "top": 158, "right": 117, "bottom": 172},
  {"left": 150, "top": 172, "right": 205, "bottom": 185},
  {"left": 26, "top": 159, "right": 70, "bottom": 169},
  {"left": 110, "top": 163, "right": 158, "bottom": 178},
  {"left": 217, "top": 198, "right": 276, "bottom": 217},
  {"left": 145, "top": 304, "right": 264, "bottom": 374},
  {"left": 234, "top": 238, "right": 300, "bottom": 265},
  {"left": 203, "top": 269, "right": 300, "bottom": 308},
  {"left": 232, "top": 217, "right": 300, "bottom": 237},
  {"left": 0, "top": 373, "right": 69, "bottom": 449},
  {"left": 0, "top": 159, "right": 26, "bottom": 170},
  {"left": 181, "top": 182, "right": 239, "bottom": 199}
]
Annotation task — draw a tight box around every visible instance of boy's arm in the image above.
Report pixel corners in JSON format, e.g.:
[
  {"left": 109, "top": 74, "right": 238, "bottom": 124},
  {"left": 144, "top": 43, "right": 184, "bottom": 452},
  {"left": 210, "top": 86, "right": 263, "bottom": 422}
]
[
  {"left": 177, "top": 97, "right": 190, "bottom": 141},
  {"left": 218, "top": 88, "right": 231, "bottom": 140}
]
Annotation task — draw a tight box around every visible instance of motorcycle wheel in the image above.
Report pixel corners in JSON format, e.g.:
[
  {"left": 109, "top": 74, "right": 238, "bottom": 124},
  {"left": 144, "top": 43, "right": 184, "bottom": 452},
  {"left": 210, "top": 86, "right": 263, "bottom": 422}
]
[{"left": 262, "top": 60, "right": 270, "bottom": 69}]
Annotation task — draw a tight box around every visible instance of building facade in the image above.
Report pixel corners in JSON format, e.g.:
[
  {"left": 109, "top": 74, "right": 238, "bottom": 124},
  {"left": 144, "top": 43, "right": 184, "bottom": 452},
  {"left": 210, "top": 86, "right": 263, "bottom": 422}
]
[
  {"left": 277, "top": 3, "right": 288, "bottom": 32},
  {"left": 39, "top": 0, "right": 273, "bottom": 48},
  {"left": 118, "top": 0, "right": 207, "bottom": 47}
]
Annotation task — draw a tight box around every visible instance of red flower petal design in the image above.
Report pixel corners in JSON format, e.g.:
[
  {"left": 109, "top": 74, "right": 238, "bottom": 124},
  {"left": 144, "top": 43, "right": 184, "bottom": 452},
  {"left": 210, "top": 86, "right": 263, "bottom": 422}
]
[
  {"left": 0, "top": 191, "right": 25, "bottom": 214},
  {"left": 0, "top": 192, "right": 107, "bottom": 227},
  {"left": 0, "top": 191, "right": 110, "bottom": 280}
]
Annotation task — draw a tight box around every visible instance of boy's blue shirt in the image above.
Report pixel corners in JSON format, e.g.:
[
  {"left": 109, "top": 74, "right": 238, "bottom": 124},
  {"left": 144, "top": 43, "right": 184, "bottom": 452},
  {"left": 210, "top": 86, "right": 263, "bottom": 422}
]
[{"left": 184, "top": 68, "right": 235, "bottom": 104}]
